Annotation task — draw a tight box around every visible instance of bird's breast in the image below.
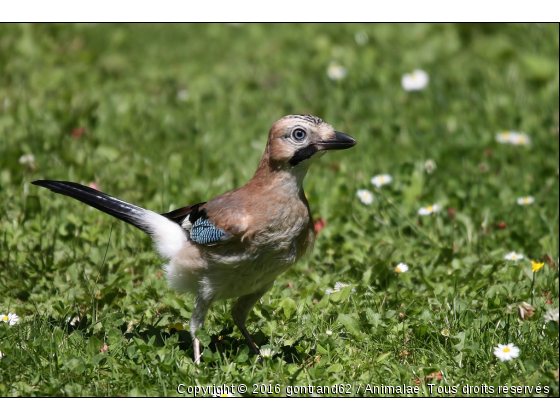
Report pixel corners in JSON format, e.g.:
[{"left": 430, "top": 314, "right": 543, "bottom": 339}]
[
  {"left": 201, "top": 216, "right": 314, "bottom": 300},
  {"left": 205, "top": 201, "right": 314, "bottom": 275}
]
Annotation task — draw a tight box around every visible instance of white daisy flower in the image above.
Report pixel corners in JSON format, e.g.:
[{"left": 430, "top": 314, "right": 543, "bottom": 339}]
[
  {"left": 401, "top": 69, "right": 429, "bottom": 91},
  {"left": 334, "top": 282, "right": 348, "bottom": 291},
  {"left": 395, "top": 263, "right": 409, "bottom": 273},
  {"left": 354, "top": 31, "right": 369, "bottom": 45},
  {"left": 493, "top": 343, "right": 520, "bottom": 362},
  {"left": 0, "top": 350, "right": 5, "bottom": 359},
  {"left": 260, "top": 347, "right": 273, "bottom": 358},
  {"left": 334, "top": 282, "right": 356, "bottom": 293},
  {"left": 504, "top": 252, "right": 524, "bottom": 261},
  {"left": 418, "top": 204, "right": 441, "bottom": 216},
  {"left": 516, "top": 196, "right": 535, "bottom": 206},
  {"left": 1, "top": 313, "right": 19, "bottom": 326},
  {"left": 544, "top": 308, "right": 559, "bottom": 323},
  {"left": 495, "top": 131, "right": 513, "bottom": 143},
  {"left": 325, "top": 288, "right": 335, "bottom": 295},
  {"left": 326, "top": 329, "right": 333, "bottom": 335},
  {"left": 327, "top": 62, "right": 347, "bottom": 80},
  {"left": 176, "top": 89, "right": 189, "bottom": 101},
  {"left": 495, "top": 131, "right": 531, "bottom": 146},
  {"left": 509, "top": 132, "right": 531, "bottom": 146},
  {"left": 424, "top": 159, "right": 437, "bottom": 174},
  {"left": 371, "top": 174, "right": 392, "bottom": 188},
  {"left": 19, "top": 154, "right": 35, "bottom": 166},
  {"left": 356, "top": 189, "right": 374, "bottom": 205}
]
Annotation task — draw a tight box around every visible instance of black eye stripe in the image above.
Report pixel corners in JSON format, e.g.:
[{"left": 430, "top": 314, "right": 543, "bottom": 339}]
[{"left": 289, "top": 144, "right": 318, "bottom": 166}]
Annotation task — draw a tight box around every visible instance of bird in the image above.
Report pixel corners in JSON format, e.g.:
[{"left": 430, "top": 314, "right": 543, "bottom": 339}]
[{"left": 32, "top": 114, "right": 356, "bottom": 364}]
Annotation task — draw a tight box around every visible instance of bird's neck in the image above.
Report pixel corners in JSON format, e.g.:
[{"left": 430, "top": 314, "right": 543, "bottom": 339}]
[{"left": 251, "top": 155, "right": 312, "bottom": 198}]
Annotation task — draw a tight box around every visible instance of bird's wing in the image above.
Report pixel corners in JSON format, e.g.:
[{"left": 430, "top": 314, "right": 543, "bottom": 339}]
[
  {"left": 160, "top": 203, "right": 206, "bottom": 226},
  {"left": 161, "top": 202, "right": 235, "bottom": 245},
  {"left": 189, "top": 216, "right": 232, "bottom": 245}
]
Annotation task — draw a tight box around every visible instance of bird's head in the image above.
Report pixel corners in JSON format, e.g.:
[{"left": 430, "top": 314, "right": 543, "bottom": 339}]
[{"left": 263, "top": 115, "right": 356, "bottom": 171}]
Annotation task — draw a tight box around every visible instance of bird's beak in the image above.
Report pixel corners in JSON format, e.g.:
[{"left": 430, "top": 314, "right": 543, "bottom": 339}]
[{"left": 315, "top": 131, "right": 357, "bottom": 150}]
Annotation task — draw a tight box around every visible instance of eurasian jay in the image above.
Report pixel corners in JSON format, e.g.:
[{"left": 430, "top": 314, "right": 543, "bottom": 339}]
[{"left": 33, "top": 115, "right": 356, "bottom": 363}]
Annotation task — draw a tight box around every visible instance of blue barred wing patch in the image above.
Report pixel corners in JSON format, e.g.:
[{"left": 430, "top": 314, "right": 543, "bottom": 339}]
[{"left": 190, "top": 217, "right": 227, "bottom": 245}]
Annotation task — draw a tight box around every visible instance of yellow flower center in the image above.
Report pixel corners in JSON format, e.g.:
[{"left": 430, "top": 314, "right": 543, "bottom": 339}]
[
  {"left": 511, "top": 254, "right": 517, "bottom": 259},
  {"left": 427, "top": 206, "right": 433, "bottom": 212},
  {"left": 333, "top": 290, "right": 338, "bottom": 293},
  {"left": 2, "top": 316, "right": 7, "bottom": 322},
  {"left": 503, "top": 348, "right": 510, "bottom": 353},
  {"left": 502, "top": 131, "right": 509, "bottom": 137},
  {"left": 221, "top": 393, "right": 229, "bottom": 397},
  {"left": 395, "top": 267, "right": 402, "bottom": 273},
  {"left": 524, "top": 198, "right": 530, "bottom": 204}
]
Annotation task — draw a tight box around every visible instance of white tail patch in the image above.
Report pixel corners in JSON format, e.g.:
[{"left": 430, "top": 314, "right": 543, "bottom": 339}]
[{"left": 141, "top": 211, "right": 188, "bottom": 259}]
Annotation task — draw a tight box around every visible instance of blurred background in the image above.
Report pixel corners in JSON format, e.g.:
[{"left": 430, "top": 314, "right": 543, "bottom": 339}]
[{"left": 0, "top": 23, "right": 557, "bottom": 204}]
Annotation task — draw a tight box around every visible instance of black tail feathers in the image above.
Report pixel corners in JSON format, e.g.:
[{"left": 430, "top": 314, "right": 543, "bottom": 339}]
[{"left": 32, "top": 180, "right": 150, "bottom": 233}]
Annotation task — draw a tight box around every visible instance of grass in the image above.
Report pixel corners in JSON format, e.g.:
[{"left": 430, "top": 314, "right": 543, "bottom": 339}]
[{"left": 0, "top": 23, "right": 558, "bottom": 397}]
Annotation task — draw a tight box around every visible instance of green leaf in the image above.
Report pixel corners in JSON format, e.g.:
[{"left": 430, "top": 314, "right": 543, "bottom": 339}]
[
  {"left": 329, "top": 285, "right": 353, "bottom": 302},
  {"left": 454, "top": 298, "right": 469, "bottom": 313},
  {"left": 376, "top": 352, "right": 391, "bottom": 363},
  {"left": 452, "top": 332, "right": 466, "bottom": 351},
  {"left": 108, "top": 328, "right": 123, "bottom": 345},
  {"left": 523, "top": 360, "right": 539, "bottom": 372},
  {"left": 96, "top": 145, "right": 120, "bottom": 161},
  {"left": 362, "top": 268, "right": 372, "bottom": 283},
  {"left": 544, "top": 320, "right": 559, "bottom": 338},
  {"left": 366, "top": 309, "right": 382, "bottom": 327},
  {"left": 282, "top": 297, "right": 296, "bottom": 319},
  {"left": 327, "top": 363, "right": 343, "bottom": 373},
  {"left": 126, "top": 346, "right": 137, "bottom": 359},
  {"left": 316, "top": 344, "right": 329, "bottom": 355},
  {"left": 313, "top": 296, "right": 329, "bottom": 310},
  {"left": 201, "top": 348, "right": 214, "bottom": 362},
  {"left": 195, "top": 328, "right": 211, "bottom": 347},
  {"left": 402, "top": 163, "right": 424, "bottom": 208},
  {"left": 87, "top": 336, "right": 103, "bottom": 357},
  {"left": 53, "top": 300, "right": 65, "bottom": 315},
  {"left": 92, "top": 353, "right": 107, "bottom": 366},
  {"left": 337, "top": 314, "right": 366, "bottom": 340}
]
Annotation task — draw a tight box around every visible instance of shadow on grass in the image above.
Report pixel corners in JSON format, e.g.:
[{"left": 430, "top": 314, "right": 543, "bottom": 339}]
[
  {"left": 61, "top": 315, "right": 308, "bottom": 365},
  {"left": 135, "top": 324, "right": 307, "bottom": 365}
]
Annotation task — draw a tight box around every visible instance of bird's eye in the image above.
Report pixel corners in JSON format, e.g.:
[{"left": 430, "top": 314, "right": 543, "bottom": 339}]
[{"left": 292, "top": 128, "right": 307, "bottom": 141}]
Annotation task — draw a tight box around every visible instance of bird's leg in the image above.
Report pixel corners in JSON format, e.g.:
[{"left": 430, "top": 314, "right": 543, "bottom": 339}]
[
  {"left": 190, "top": 294, "right": 212, "bottom": 365},
  {"left": 231, "top": 288, "right": 271, "bottom": 356}
]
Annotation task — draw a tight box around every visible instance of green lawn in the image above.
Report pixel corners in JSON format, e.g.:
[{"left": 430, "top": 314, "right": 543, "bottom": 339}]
[{"left": 0, "top": 23, "right": 558, "bottom": 397}]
